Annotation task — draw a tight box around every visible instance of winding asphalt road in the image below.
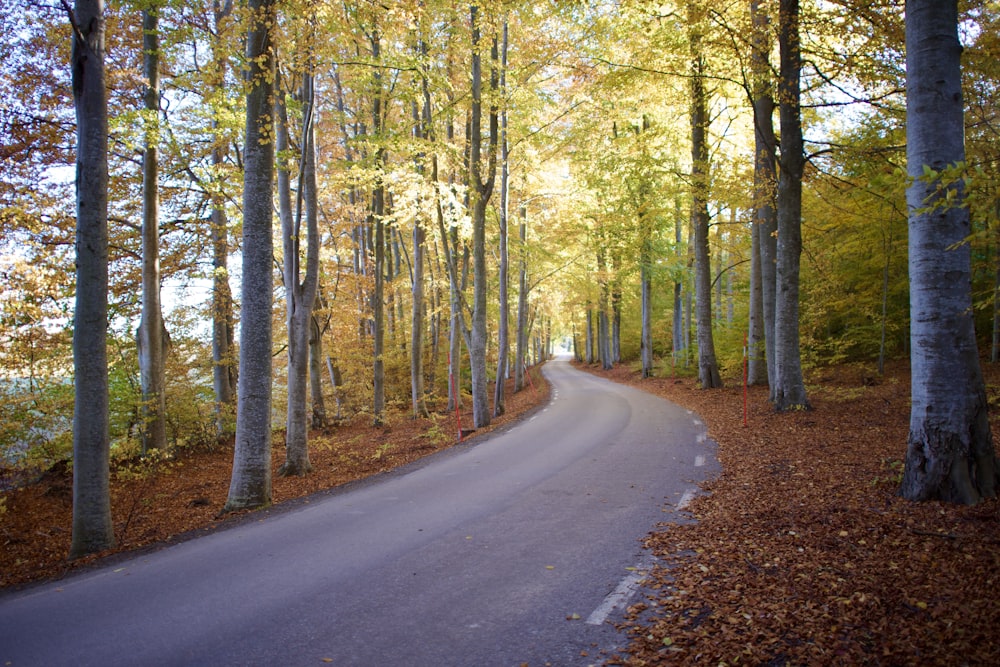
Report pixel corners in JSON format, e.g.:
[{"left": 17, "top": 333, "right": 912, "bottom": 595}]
[{"left": 0, "top": 355, "right": 717, "bottom": 666}]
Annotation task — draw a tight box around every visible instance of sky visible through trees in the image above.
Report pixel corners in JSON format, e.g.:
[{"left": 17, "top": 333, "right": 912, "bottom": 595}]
[{"left": 1, "top": 0, "right": 999, "bottom": 554}]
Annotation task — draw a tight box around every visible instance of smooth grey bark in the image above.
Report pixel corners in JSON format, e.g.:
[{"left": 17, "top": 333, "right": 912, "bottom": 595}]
[
  {"left": 208, "top": 2, "right": 236, "bottom": 438},
  {"left": 468, "top": 5, "right": 499, "bottom": 429},
  {"left": 585, "top": 308, "right": 594, "bottom": 364},
  {"left": 751, "top": 0, "right": 778, "bottom": 394},
  {"left": 690, "top": 11, "right": 722, "bottom": 389},
  {"left": 773, "top": 0, "right": 809, "bottom": 410},
  {"left": 410, "top": 39, "right": 432, "bottom": 419},
  {"left": 309, "top": 308, "right": 327, "bottom": 429},
  {"left": 672, "top": 199, "right": 684, "bottom": 365},
  {"left": 597, "top": 246, "right": 612, "bottom": 371},
  {"left": 493, "top": 20, "right": 509, "bottom": 418},
  {"left": 225, "top": 0, "right": 276, "bottom": 512},
  {"left": 278, "top": 69, "right": 321, "bottom": 476},
  {"left": 68, "top": 0, "right": 115, "bottom": 559},
  {"left": 514, "top": 205, "right": 528, "bottom": 392},
  {"left": 901, "top": 0, "right": 997, "bottom": 504},
  {"left": 370, "top": 27, "right": 387, "bottom": 427},
  {"left": 748, "top": 219, "right": 768, "bottom": 385},
  {"left": 137, "top": 5, "right": 168, "bottom": 454},
  {"left": 640, "top": 237, "right": 653, "bottom": 377}
]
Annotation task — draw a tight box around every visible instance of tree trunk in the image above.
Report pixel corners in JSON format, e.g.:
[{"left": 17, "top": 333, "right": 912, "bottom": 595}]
[
  {"left": 468, "top": 5, "right": 499, "bottom": 430},
  {"left": 901, "top": 0, "right": 997, "bottom": 504},
  {"left": 640, "top": 236, "right": 653, "bottom": 378},
  {"left": 493, "top": 19, "right": 509, "bottom": 418},
  {"left": 69, "top": 0, "right": 115, "bottom": 558},
  {"left": 279, "top": 68, "right": 320, "bottom": 477},
  {"left": 514, "top": 205, "right": 528, "bottom": 392},
  {"left": 309, "top": 308, "right": 327, "bottom": 429},
  {"left": 690, "top": 9, "right": 722, "bottom": 389},
  {"left": 137, "top": 5, "right": 168, "bottom": 454},
  {"left": 371, "top": 28, "right": 386, "bottom": 427},
  {"left": 751, "top": 0, "right": 778, "bottom": 394},
  {"left": 209, "top": 0, "right": 236, "bottom": 437},
  {"left": 225, "top": 0, "right": 276, "bottom": 512},
  {"left": 773, "top": 0, "right": 809, "bottom": 410},
  {"left": 748, "top": 218, "right": 768, "bottom": 385}
]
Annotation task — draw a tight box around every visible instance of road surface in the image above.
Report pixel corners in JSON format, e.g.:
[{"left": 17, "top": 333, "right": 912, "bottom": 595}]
[{"left": 0, "top": 355, "right": 717, "bottom": 666}]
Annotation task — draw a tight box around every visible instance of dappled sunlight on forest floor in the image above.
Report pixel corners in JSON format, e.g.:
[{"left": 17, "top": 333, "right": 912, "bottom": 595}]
[
  {"left": 579, "top": 359, "right": 1000, "bottom": 666},
  {"left": 0, "top": 368, "right": 549, "bottom": 590}
]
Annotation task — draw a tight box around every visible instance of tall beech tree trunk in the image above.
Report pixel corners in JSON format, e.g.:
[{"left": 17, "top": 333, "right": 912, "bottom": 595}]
[
  {"left": 69, "top": 0, "right": 115, "bottom": 559},
  {"left": 514, "top": 204, "right": 529, "bottom": 392},
  {"left": 225, "top": 0, "right": 276, "bottom": 512},
  {"left": 773, "top": 0, "right": 809, "bottom": 410},
  {"left": 751, "top": 0, "right": 778, "bottom": 393},
  {"left": 901, "top": 0, "right": 998, "bottom": 504},
  {"left": 209, "top": 1, "right": 236, "bottom": 437},
  {"left": 468, "top": 5, "right": 499, "bottom": 429},
  {"left": 278, "top": 69, "right": 321, "bottom": 476},
  {"left": 137, "top": 4, "right": 168, "bottom": 454},
  {"left": 493, "top": 19, "right": 510, "bottom": 418},
  {"left": 690, "top": 7, "right": 722, "bottom": 389},
  {"left": 371, "top": 27, "right": 387, "bottom": 427}
]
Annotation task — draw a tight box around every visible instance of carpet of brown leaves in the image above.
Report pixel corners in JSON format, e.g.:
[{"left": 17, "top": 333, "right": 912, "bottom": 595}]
[
  {"left": 0, "top": 370, "right": 549, "bottom": 591},
  {"left": 581, "top": 360, "right": 1000, "bottom": 666}
]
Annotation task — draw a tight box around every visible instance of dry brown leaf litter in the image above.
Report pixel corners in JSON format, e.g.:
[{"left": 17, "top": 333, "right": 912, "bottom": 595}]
[{"left": 579, "top": 360, "right": 1000, "bottom": 666}]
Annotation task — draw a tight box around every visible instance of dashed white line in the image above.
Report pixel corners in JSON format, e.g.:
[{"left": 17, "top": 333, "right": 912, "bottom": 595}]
[
  {"left": 677, "top": 488, "right": 697, "bottom": 510},
  {"left": 695, "top": 455, "right": 705, "bottom": 467},
  {"left": 586, "top": 566, "right": 646, "bottom": 626},
  {"left": 696, "top": 433, "right": 707, "bottom": 444}
]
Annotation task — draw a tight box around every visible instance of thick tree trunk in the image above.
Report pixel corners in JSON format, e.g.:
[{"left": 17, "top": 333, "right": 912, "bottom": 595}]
[
  {"left": 69, "top": 0, "right": 115, "bottom": 558},
  {"left": 690, "top": 13, "right": 722, "bottom": 389},
  {"left": 748, "top": 219, "right": 768, "bottom": 385},
  {"left": 773, "top": 0, "right": 809, "bottom": 410},
  {"left": 309, "top": 310, "right": 327, "bottom": 429},
  {"left": 901, "top": 0, "right": 997, "bottom": 504},
  {"left": 137, "top": 5, "right": 168, "bottom": 454},
  {"left": 225, "top": 0, "right": 276, "bottom": 512},
  {"left": 751, "top": 0, "right": 778, "bottom": 394}
]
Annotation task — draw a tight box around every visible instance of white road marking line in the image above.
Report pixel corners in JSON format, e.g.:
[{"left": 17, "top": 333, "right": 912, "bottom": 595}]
[
  {"left": 677, "top": 488, "right": 697, "bottom": 510},
  {"left": 696, "top": 433, "right": 707, "bottom": 444},
  {"left": 586, "top": 567, "right": 646, "bottom": 626},
  {"left": 692, "top": 418, "right": 703, "bottom": 426},
  {"left": 695, "top": 455, "right": 705, "bottom": 467}
]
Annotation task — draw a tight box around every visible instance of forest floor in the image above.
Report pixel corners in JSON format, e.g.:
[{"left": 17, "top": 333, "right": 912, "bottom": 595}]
[
  {"left": 3, "top": 360, "right": 1000, "bottom": 666},
  {"left": 577, "top": 359, "right": 1000, "bottom": 666},
  {"left": 0, "top": 368, "right": 550, "bottom": 590}
]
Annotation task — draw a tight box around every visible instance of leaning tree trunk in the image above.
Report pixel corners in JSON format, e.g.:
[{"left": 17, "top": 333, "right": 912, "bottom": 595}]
[
  {"left": 690, "top": 11, "right": 722, "bottom": 389},
  {"left": 137, "top": 4, "right": 168, "bottom": 454},
  {"left": 225, "top": 0, "right": 276, "bottom": 512},
  {"left": 69, "top": 0, "right": 115, "bottom": 559},
  {"left": 773, "top": 0, "right": 809, "bottom": 410},
  {"left": 900, "top": 0, "right": 998, "bottom": 504},
  {"left": 751, "top": 0, "right": 778, "bottom": 393}
]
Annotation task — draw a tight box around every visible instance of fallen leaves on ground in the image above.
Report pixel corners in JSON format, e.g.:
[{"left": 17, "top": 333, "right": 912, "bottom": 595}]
[
  {"left": 0, "top": 371, "right": 549, "bottom": 590},
  {"left": 581, "top": 360, "right": 1000, "bottom": 666}
]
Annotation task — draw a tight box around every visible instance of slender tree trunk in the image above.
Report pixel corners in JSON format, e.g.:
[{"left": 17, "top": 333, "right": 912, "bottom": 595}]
[
  {"left": 748, "top": 219, "right": 767, "bottom": 384},
  {"left": 514, "top": 205, "right": 528, "bottom": 392},
  {"left": 585, "top": 307, "right": 594, "bottom": 364},
  {"left": 69, "top": 0, "right": 115, "bottom": 558},
  {"left": 137, "top": 5, "right": 168, "bottom": 454},
  {"left": 371, "top": 28, "right": 386, "bottom": 426},
  {"left": 225, "top": 0, "right": 276, "bottom": 512},
  {"left": 901, "top": 0, "right": 997, "bottom": 503},
  {"left": 773, "top": 0, "right": 809, "bottom": 410},
  {"left": 468, "top": 5, "right": 499, "bottom": 429},
  {"left": 751, "top": 0, "right": 778, "bottom": 394},
  {"left": 673, "top": 199, "right": 684, "bottom": 365},
  {"left": 493, "top": 19, "right": 510, "bottom": 418},
  {"left": 640, "top": 238, "right": 653, "bottom": 377},
  {"left": 209, "top": 0, "right": 236, "bottom": 437},
  {"left": 690, "top": 8, "right": 722, "bottom": 389},
  {"left": 309, "top": 307, "right": 327, "bottom": 429},
  {"left": 279, "top": 68, "right": 321, "bottom": 476}
]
